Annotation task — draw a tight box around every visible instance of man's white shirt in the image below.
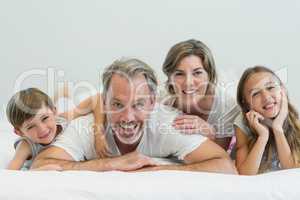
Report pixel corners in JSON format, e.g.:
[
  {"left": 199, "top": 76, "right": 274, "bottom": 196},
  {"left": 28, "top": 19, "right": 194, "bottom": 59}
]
[{"left": 52, "top": 104, "right": 207, "bottom": 162}]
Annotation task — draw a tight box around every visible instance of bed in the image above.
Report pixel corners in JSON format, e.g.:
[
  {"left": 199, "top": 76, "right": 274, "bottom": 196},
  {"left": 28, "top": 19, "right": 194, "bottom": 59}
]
[{"left": 1, "top": 120, "right": 300, "bottom": 200}]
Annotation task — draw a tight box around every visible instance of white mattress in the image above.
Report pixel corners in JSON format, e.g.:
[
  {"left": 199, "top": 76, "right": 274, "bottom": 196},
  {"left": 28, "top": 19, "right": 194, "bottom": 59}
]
[
  {"left": 1, "top": 169, "right": 300, "bottom": 200},
  {"left": 1, "top": 120, "right": 300, "bottom": 200}
]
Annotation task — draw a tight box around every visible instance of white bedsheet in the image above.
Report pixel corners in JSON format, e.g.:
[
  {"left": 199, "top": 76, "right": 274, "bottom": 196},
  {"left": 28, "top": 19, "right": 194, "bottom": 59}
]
[
  {"left": 1, "top": 120, "right": 300, "bottom": 200},
  {"left": 0, "top": 169, "right": 300, "bottom": 200}
]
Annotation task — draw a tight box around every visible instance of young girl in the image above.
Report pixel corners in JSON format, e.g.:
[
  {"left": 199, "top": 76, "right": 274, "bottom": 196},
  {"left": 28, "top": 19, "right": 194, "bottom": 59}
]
[{"left": 235, "top": 66, "right": 300, "bottom": 175}]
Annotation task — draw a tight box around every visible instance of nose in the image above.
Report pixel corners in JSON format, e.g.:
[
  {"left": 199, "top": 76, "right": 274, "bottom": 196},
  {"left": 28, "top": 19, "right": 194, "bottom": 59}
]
[
  {"left": 261, "top": 90, "right": 272, "bottom": 103},
  {"left": 184, "top": 73, "right": 194, "bottom": 88},
  {"left": 37, "top": 122, "right": 48, "bottom": 133},
  {"left": 120, "top": 107, "right": 135, "bottom": 122}
]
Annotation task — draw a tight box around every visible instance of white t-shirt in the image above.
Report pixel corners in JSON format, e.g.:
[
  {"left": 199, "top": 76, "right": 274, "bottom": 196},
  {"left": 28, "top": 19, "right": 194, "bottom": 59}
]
[
  {"left": 52, "top": 104, "right": 207, "bottom": 162},
  {"left": 207, "top": 86, "right": 240, "bottom": 138},
  {"left": 161, "top": 86, "right": 240, "bottom": 138}
]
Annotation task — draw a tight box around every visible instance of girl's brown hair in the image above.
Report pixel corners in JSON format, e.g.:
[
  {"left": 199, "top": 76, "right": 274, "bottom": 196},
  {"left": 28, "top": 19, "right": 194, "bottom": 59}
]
[{"left": 237, "top": 66, "right": 300, "bottom": 169}]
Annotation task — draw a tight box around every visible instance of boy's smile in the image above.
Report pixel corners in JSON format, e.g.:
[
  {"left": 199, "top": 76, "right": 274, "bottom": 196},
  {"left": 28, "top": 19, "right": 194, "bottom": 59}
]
[{"left": 18, "top": 105, "right": 58, "bottom": 145}]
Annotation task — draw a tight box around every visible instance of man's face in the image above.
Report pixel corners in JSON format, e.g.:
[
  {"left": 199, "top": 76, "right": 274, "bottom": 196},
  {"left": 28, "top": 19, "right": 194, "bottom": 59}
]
[{"left": 104, "top": 73, "right": 155, "bottom": 145}]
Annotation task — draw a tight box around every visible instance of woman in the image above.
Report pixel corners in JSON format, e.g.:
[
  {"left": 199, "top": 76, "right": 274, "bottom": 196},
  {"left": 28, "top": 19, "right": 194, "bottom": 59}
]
[{"left": 162, "top": 39, "right": 240, "bottom": 150}]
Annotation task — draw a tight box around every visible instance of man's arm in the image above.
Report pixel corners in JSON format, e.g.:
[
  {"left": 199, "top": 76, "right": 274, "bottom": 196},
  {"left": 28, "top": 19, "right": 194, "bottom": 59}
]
[
  {"left": 31, "top": 146, "right": 157, "bottom": 171},
  {"left": 137, "top": 140, "right": 237, "bottom": 174}
]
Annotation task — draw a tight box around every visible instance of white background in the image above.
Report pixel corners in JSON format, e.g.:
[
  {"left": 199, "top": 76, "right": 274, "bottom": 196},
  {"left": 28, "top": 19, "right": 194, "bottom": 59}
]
[{"left": 1, "top": 0, "right": 300, "bottom": 120}]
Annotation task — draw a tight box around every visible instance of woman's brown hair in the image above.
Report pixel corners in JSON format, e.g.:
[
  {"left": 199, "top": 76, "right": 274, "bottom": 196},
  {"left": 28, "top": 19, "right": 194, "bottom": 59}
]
[{"left": 162, "top": 39, "right": 217, "bottom": 95}]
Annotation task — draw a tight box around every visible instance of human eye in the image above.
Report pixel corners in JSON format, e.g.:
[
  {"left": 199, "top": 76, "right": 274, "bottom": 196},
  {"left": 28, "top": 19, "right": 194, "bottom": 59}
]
[
  {"left": 193, "top": 70, "right": 203, "bottom": 77},
  {"left": 41, "top": 116, "right": 49, "bottom": 121},
  {"left": 266, "top": 84, "right": 278, "bottom": 91},
  {"left": 174, "top": 71, "right": 184, "bottom": 77},
  {"left": 27, "top": 125, "right": 35, "bottom": 130},
  {"left": 133, "top": 101, "right": 145, "bottom": 110},
  {"left": 251, "top": 91, "right": 260, "bottom": 97},
  {"left": 267, "top": 86, "right": 275, "bottom": 91},
  {"left": 112, "top": 101, "right": 124, "bottom": 110}
]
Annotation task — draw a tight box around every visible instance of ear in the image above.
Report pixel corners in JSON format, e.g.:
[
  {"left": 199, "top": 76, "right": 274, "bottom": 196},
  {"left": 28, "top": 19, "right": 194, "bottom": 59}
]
[
  {"left": 167, "top": 81, "right": 175, "bottom": 94},
  {"left": 52, "top": 106, "right": 58, "bottom": 115},
  {"left": 280, "top": 85, "right": 287, "bottom": 94},
  {"left": 149, "top": 94, "right": 156, "bottom": 107},
  {"left": 14, "top": 128, "right": 23, "bottom": 136},
  {"left": 241, "top": 100, "right": 250, "bottom": 113}
]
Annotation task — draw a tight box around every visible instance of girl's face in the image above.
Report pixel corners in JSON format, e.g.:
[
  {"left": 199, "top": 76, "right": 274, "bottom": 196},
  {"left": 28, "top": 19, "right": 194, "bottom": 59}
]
[
  {"left": 170, "top": 55, "right": 209, "bottom": 109},
  {"left": 244, "top": 72, "right": 282, "bottom": 118}
]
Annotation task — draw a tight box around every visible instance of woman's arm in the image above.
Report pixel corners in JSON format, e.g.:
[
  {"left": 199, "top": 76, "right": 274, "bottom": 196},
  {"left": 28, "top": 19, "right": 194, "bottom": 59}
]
[
  {"left": 173, "top": 114, "right": 233, "bottom": 150},
  {"left": 172, "top": 114, "right": 216, "bottom": 138},
  {"left": 6, "top": 140, "right": 32, "bottom": 170}
]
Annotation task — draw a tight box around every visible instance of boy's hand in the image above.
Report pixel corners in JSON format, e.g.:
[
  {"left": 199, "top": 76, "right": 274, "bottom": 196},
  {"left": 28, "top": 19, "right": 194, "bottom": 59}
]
[{"left": 94, "top": 133, "right": 111, "bottom": 158}]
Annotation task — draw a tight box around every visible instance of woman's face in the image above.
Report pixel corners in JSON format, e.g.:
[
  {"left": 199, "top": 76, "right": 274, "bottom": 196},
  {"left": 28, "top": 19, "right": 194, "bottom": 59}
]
[
  {"left": 170, "top": 55, "right": 209, "bottom": 109},
  {"left": 244, "top": 72, "right": 282, "bottom": 119}
]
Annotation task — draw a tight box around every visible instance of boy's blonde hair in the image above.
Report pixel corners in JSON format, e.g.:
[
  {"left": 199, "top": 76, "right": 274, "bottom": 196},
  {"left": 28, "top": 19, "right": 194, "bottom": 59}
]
[{"left": 6, "top": 88, "right": 55, "bottom": 129}]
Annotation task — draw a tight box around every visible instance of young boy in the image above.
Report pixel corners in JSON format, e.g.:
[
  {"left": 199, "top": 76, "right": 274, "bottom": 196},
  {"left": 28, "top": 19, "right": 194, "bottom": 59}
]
[{"left": 6, "top": 88, "right": 68, "bottom": 170}]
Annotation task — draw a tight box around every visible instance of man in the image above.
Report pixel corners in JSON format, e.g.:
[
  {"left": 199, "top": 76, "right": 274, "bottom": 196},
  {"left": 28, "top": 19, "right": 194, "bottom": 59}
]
[{"left": 31, "top": 58, "right": 236, "bottom": 174}]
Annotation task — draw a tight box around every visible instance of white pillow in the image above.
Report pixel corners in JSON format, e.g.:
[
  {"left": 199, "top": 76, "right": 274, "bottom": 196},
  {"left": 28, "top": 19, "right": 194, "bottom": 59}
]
[{"left": 0, "top": 121, "right": 17, "bottom": 169}]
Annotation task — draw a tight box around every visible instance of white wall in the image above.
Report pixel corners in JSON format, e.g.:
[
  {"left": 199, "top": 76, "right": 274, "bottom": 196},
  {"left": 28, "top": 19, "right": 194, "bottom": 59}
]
[{"left": 1, "top": 0, "right": 300, "bottom": 120}]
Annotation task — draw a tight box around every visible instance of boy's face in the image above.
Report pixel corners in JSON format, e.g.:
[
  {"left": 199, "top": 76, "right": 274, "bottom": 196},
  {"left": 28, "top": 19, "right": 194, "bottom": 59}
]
[{"left": 17, "top": 105, "right": 58, "bottom": 145}]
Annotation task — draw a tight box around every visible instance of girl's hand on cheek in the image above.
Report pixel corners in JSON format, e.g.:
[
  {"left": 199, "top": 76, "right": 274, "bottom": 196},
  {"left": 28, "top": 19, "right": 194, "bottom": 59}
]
[
  {"left": 272, "top": 89, "right": 288, "bottom": 133},
  {"left": 246, "top": 110, "right": 269, "bottom": 140}
]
